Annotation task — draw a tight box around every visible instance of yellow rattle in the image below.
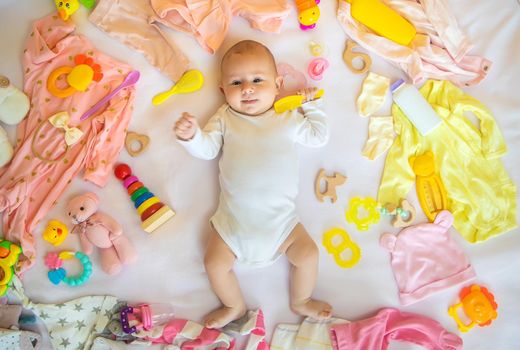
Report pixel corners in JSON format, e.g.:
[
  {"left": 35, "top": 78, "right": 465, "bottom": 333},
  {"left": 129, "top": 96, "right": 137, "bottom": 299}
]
[
  {"left": 345, "top": 196, "right": 380, "bottom": 231},
  {"left": 322, "top": 228, "right": 361, "bottom": 268},
  {"left": 448, "top": 284, "right": 498, "bottom": 333},
  {"left": 47, "top": 54, "right": 103, "bottom": 98}
]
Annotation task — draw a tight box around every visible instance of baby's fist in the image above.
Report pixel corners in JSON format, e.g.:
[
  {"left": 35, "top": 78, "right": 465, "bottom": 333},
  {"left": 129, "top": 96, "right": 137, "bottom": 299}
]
[
  {"left": 297, "top": 87, "right": 320, "bottom": 103},
  {"left": 174, "top": 112, "right": 198, "bottom": 141}
]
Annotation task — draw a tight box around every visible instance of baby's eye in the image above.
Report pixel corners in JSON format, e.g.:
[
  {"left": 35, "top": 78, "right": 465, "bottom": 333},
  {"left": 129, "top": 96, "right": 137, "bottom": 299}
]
[
  {"left": 253, "top": 78, "right": 263, "bottom": 83},
  {"left": 231, "top": 80, "right": 241, "bottom": 86}
]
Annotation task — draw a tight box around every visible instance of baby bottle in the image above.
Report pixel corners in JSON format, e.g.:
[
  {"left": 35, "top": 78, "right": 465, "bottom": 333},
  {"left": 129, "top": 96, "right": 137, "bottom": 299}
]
[
  {"left": 120, "top": 302, "right": 175, "bottom": 334},
  {"left": 344, "top": 0, "right": 416, "bottom": 46},
  {"left": 390, "top": 79, "right": 442, "bottom": 136}
]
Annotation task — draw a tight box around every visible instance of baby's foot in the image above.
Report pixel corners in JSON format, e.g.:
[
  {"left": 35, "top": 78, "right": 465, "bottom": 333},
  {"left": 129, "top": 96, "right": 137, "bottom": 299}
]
[
  {"left": 204, "top": 305, "right": 246, "bottom": 329},
  {"left": 291, "top": 299, "right": 332, "bottom": 320}
]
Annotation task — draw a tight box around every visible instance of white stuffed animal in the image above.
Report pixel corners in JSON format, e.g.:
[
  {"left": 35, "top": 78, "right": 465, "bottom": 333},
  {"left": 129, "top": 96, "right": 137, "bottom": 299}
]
[{"left": 0, "top": 75, "right": 30, "bottom": 167}]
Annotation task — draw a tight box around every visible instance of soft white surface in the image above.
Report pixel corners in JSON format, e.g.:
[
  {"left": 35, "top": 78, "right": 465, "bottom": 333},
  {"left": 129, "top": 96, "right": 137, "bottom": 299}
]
[{"left": 1, "top": 1, "right": 519, "bottom": 349}]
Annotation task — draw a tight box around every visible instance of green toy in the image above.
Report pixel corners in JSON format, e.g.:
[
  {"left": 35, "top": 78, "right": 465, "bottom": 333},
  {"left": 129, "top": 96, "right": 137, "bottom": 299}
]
[{"left": 0, "top": 240, "right": 22, "bottom": 296}]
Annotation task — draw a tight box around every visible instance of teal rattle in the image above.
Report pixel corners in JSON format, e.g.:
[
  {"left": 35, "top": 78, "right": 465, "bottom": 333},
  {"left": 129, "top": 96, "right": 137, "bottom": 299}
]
[
  {"left": 45, "top": 251, "right": 92, "bottom": 286},
  {"left": 379, "top": 199, "right": 416, "bottom": 228}
]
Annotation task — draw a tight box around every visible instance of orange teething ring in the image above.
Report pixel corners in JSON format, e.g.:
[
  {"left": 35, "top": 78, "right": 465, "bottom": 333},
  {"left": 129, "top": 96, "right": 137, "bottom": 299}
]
[{"left": 47, "top": 66, "right": 75, "bottom": 98}]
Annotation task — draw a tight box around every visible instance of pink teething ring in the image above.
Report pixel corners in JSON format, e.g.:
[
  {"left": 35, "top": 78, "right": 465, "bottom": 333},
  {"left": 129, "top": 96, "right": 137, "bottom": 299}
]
[
  {"left": 123, "top": 176, "right": 139, "bottom": 189},
  {"left": 308, "top": 57, "right": 329, "bottom": 81}
]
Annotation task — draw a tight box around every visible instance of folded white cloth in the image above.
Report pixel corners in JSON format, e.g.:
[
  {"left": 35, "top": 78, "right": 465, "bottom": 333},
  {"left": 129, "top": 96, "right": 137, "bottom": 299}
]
[{"left": 271, "top": 317, "right": 349, "bottom": 350}]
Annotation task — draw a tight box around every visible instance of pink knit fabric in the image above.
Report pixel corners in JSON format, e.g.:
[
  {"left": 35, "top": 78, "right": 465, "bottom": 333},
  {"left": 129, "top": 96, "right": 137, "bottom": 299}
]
[
  {"left": 0, "top": 14, "right": 135, "bottom": 272},
  {"left": 336, "top": 0, "right": 491, "bottom": 87},
  {"left": 380, "top": 211, "right": 475, "bottom": 305},
  {"left": 329, "top": 308, "right": 463, "bottom": 350},
  {"left": 150, "top": 0, "right": 291, "bottom": 54},
  {"left": 145, "top": 309, "right": 267, "bottom": 350}
]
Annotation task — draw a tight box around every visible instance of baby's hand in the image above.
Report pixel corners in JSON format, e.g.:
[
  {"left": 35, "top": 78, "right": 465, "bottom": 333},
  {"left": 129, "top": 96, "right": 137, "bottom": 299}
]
[
  {"left": 174, "top": 112, "right": 198, "bottom": 141},
  {"left": 297, "top": 87, "right": 320, "bottom": 103}
]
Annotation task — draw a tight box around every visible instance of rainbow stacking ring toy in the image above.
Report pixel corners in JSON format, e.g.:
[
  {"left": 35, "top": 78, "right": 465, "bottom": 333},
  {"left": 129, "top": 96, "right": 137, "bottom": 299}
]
[{"left": 114, "top": 163, "right": 175, "bottom": 233}]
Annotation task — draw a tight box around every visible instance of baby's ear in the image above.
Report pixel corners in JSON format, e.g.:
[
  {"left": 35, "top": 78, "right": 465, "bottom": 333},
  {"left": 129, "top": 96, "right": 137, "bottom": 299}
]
[
  {"left": 275, "top": 75, "right": 283, "bottom": 93},
  {"left": 219, "top": 84, "right": 224, "bottom": 95}
]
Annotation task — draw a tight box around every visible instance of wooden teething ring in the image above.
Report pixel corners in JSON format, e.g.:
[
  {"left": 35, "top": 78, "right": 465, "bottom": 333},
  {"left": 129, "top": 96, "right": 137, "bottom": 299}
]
[
  {"left": 125, "top": 131, "right": 150, "bottom": 157},
  {"left": 343, "top": 40, "right": 372, "bottom": 74}
]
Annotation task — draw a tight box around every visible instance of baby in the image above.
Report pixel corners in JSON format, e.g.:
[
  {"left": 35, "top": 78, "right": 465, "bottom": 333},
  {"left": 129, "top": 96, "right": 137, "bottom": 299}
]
[{"left": 174, "top": 40, "right": 331, "bottom": 328}]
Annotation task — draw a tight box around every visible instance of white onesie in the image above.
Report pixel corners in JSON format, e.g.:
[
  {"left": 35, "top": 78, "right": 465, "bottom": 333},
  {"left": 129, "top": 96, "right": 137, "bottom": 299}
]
[{"left": 179, "top": 101, "right": 328, "bottom": 266}]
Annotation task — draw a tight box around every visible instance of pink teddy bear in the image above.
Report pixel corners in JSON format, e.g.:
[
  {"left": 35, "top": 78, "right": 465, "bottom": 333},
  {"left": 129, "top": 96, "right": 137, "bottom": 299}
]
[{"left": 67, "top": 192, "right": 137, "bottom": 275}]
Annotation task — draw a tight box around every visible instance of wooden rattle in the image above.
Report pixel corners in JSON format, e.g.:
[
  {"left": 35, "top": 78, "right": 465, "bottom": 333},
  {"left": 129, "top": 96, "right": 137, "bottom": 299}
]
[
  {"left": 315, "top": 169, "right": 347, "bottom": 203},
  {"left": 343, "top": 40, "right": 372, "bottom": 74},
  {"left": 125, "top": 131, "right": 149, "bottom": 157},
  {"left": 381, "top": 199, "right": 416, "bottom": 228}
]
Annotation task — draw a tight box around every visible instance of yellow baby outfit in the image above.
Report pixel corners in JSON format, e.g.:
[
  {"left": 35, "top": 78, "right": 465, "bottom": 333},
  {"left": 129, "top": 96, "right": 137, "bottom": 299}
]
[{"left": 378, "top": 80, "right": 517, "bottom": 243}]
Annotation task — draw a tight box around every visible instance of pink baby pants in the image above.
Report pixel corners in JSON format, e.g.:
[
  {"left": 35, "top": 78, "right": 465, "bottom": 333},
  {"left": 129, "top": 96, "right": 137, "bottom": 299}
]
[{"left": 330, "top": 308, "right": 462, "bottom": 350}]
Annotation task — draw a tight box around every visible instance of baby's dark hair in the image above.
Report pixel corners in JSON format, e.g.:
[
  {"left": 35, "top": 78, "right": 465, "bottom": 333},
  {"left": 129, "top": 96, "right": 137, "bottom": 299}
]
[{"left": 221, "top": 40, "right": 277, "bottom": 73}]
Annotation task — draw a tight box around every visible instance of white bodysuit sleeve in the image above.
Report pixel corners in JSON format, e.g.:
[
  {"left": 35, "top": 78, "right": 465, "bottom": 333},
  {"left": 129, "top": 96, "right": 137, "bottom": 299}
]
[
  {"left": 177, "top": 112, "right": 225, "bottom": 160},
  {"left": 294, "top": 99, "right": 329, "bottom": 147}
]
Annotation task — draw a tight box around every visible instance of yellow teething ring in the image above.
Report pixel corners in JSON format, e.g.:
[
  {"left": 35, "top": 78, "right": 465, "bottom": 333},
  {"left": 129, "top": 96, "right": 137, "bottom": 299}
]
[
  {"left": 47, "top": 66, "right": 75, "bottom": 98},
  {"left": 448, "top": 302, "right": 476, "bottom": 333},
  {"left": 137, "top": 197, "right": 160, "bottom": 215},
  {"left": 322, "top": 228, "right": 361, "bottom": 268},
  {"left": 345, "top": 196, "right": 380, "bottom": 231}
]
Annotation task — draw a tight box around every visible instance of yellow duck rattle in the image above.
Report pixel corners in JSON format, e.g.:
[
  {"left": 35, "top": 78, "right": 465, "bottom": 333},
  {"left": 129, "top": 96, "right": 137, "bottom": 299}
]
[
  {"left": 54, "top": 0, "right": 96, "bottom": 21},
  {"left": 43, "top": 220, "right": 69, "bottom": 246}
]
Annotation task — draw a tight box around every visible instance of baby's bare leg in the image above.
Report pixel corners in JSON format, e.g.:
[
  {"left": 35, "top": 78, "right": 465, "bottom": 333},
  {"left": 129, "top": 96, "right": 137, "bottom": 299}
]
[
  {"left": 203, "top": 228, "right": 246, "bottom": 328},
  {"left": 280, "top": 224, "right": 332, "bottom": 319}
]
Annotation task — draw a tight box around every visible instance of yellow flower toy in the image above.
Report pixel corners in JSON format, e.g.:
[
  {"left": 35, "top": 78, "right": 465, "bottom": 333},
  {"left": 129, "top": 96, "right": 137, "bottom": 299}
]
[
  {"left": 47, "top": 54, "right": 104, "bottom": 98},
  {"left": 345, "top": 196, "right": 380, "bottom": 231}
]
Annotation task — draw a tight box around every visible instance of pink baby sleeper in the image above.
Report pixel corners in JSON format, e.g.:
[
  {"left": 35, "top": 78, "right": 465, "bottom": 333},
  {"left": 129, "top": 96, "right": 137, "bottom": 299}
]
[
  {"left": 0, "top": 14, "right": 136, "bottom": 272},
  {"left": 380, "top": 210, "right": 476, "bottom": 305}
]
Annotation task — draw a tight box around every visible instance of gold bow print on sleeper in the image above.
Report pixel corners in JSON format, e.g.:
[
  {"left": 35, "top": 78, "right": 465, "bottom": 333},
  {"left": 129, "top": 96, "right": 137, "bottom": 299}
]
[{"left": 48, "top": 111, "right": 83, "bottom": 146}]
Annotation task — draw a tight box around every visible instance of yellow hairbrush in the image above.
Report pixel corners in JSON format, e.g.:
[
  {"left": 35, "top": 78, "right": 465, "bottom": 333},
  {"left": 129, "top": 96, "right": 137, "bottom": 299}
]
[{"left": 274, "top": 89, "right": 324, "bottom": 114}]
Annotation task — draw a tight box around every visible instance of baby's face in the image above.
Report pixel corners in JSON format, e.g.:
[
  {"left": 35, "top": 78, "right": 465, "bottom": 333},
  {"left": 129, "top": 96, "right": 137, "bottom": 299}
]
[{"left": 220, "top": 51, "right": 281, "bottom": 116}]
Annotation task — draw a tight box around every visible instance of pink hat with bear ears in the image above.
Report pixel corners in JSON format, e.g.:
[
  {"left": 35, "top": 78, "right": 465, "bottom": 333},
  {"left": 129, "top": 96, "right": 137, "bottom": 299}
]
[{"left": 380, "top": 210, "right": 476, "bottom": 305}]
